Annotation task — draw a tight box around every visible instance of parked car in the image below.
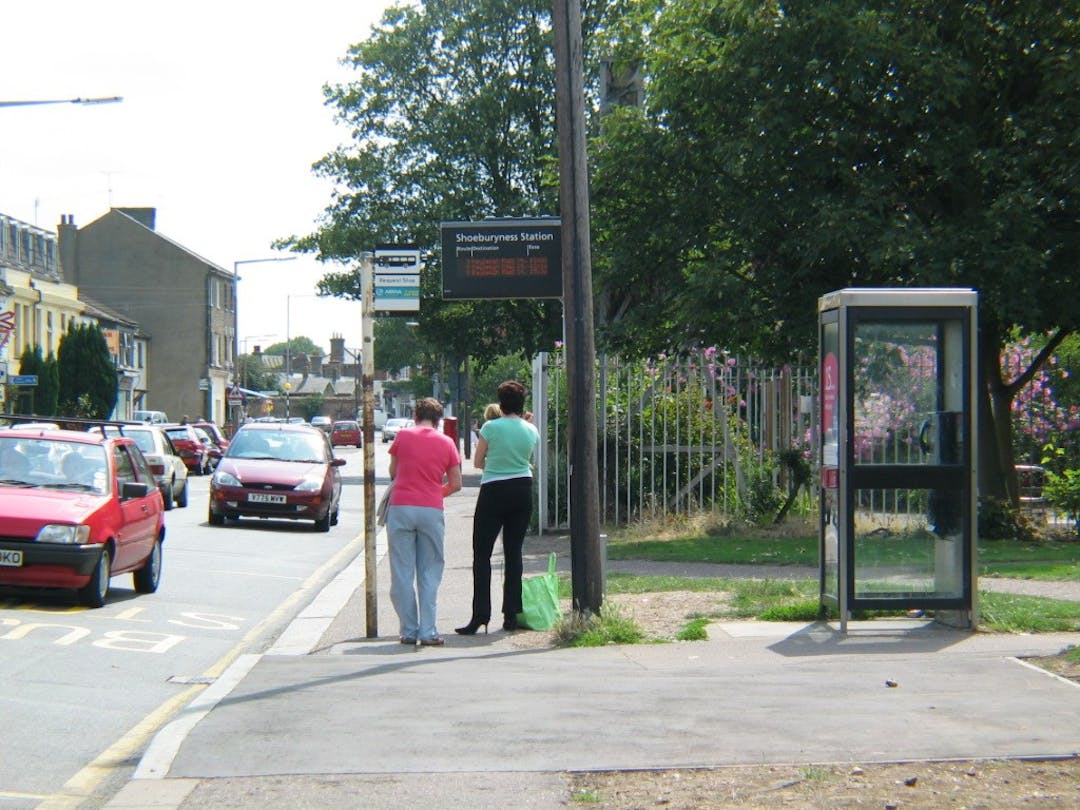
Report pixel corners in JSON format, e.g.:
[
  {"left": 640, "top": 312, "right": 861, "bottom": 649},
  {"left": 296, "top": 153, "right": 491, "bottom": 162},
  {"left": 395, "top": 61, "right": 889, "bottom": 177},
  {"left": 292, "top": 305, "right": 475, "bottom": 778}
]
[
  {"left": 0, "top": 426, "right": 165, "bottom": 607},
  {"left": 162, "top": 424, "right": 211, "bottom": 475},
  {"left": 330, "top": 420, "right": 362, "bottom": 448},
  {"left": 89, "top": 425, "right": 188, "bottom": 510},
  {"left": 382, "top": 418, "right": 414, "bottom": 443},
  {"left": 310, "top": 415, "right": 333, "bottom": 433},
  {"left": 192, "top": 421, "right": 230, "bottom": 456},
  {"left": 208, "top": 422, "right": 345, "bottom": 532},
  {"left": 192, "top": 425, "right": 224, "bottom": 471}
]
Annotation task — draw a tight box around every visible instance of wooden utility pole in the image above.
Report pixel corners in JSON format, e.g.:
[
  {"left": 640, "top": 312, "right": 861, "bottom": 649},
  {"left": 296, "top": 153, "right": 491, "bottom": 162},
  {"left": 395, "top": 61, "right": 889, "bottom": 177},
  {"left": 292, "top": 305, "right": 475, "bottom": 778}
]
[
  {"left": 552, "top": 0, "right": 604, "bottom": 615},
  {"left": 360, "top": 251, "right": 379, "bottom": 637}
]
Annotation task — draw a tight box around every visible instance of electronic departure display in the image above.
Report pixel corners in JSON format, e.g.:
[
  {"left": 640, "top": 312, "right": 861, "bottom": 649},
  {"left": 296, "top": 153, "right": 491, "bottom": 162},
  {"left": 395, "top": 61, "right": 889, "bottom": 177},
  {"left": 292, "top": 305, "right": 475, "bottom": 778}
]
[{"left": 441, "top": 218, "right": 562, "bottom": 300}]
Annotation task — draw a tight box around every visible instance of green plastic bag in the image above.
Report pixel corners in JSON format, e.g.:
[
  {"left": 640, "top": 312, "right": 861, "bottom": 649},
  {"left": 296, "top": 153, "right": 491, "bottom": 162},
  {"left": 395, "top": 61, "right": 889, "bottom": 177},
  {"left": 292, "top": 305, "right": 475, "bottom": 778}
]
[{"left": 517, "top": 553, "right": 561, "bottom": 630}]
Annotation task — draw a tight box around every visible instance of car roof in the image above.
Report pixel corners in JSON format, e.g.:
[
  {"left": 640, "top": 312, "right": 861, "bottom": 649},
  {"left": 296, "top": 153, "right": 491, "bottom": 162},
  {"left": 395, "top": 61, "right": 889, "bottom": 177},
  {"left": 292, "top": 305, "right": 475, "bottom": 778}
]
[
  {"left": 1, "top": 426, "right": 110, "bottom": 446},
  {"left": 236, "top": 421, "right": 323, "bottom": 434}
]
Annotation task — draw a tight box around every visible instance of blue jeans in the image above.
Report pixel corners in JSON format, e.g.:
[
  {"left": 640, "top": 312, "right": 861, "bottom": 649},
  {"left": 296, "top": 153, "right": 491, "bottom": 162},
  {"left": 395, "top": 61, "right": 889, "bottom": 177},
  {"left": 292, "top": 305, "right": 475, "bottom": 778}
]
[{"left": 387, "top": 505, "right": 446, "bottom": 640}]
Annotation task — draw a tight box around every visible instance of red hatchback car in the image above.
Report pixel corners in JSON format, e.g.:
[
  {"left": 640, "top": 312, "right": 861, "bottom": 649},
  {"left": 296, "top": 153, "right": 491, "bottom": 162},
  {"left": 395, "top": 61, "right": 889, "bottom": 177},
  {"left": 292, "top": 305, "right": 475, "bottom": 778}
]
[
  {"left": 208, "top": 422, "right": 345, "bottom": 532},
  {"left": 162, "top": 424, "right": 211, "bottom": 475},
  {"left": 0, "top": 426, "right": 165, "bottom": 607},
  {"left": 330, "top": 420, "right": 362, "bottom": 448}
]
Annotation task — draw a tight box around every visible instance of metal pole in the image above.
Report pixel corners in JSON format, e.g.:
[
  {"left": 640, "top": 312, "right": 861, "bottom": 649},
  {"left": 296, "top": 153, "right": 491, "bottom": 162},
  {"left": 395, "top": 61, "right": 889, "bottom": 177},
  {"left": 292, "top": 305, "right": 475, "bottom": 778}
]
[
  {"left": 361, "top": 252, "right": 379, "bottom": 637},
  {"left": 552, "top": 0, "right": 603, "bottom": 615},
  {"left": 285, "top": 296, "right": 291, "bottom": 420}
]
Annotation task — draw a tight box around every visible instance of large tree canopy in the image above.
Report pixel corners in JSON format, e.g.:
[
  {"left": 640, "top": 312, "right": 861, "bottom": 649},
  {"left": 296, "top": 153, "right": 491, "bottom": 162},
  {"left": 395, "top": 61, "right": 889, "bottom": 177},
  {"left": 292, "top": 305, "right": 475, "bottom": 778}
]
[
  {"left": 280, "top": 0, "right": 581, "bottom": 366},
  {"left": 591, "top": 0, "right": 1079, "bottom": 499}
]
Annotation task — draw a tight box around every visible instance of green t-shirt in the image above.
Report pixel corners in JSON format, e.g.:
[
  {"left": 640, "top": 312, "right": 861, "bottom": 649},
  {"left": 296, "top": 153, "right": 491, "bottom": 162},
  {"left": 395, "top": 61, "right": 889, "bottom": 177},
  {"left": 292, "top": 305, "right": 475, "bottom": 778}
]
[{"left": 479, "top": 416, "right": 539, "bottom": 483}]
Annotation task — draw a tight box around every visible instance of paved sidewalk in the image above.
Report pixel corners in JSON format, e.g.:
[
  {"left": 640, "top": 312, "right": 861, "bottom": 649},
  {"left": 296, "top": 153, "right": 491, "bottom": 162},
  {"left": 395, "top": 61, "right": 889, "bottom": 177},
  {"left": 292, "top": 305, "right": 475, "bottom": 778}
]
[{"left": 104, "top": 481, "right": 1080, "bottom": 809}]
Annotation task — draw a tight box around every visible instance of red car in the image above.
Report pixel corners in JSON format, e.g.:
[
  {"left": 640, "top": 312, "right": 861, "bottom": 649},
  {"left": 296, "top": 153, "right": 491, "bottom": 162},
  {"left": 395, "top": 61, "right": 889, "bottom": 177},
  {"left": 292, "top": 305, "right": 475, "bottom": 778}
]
[
  {"left": 192, "top": 421, "right": 230, "bottom": 463},
  {"left": 208, "top": 422, "right": 345, "bottom": 532},
  {"left": 330, "top": 420, "right": 362, "bottom": 448},
  {"left": 0, "top": 426, "right": 165, "bottom": 607},
  {"left": 162, "top": 424, "right": 211, "bottom": 475}
]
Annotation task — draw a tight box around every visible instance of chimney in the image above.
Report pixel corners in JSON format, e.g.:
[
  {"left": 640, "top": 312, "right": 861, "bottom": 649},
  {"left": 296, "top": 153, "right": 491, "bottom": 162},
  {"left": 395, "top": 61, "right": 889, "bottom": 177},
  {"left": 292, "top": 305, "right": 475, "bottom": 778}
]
[
  {"left": 58, "top": 214, "right": 78, "bottom": 285},
  {"left": 329, "top": 335, "right": 345, "bottom": 364}
]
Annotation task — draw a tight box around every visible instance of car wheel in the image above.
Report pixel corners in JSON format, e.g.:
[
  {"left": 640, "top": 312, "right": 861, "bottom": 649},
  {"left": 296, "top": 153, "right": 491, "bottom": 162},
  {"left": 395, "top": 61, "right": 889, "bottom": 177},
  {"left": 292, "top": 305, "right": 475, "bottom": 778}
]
[
  {"left": 176, "top": 480, "right": 188, "bottom": 508},
  {"left": 314, "top": 511, "right": 331, "bottom": 532},
  {"left": 330, "top": 507, "right": 340, "bottom": 526},
  {"left": 77, "top": 548, "right": 111, "bottom": 608},
  {"left": 133, "top": 538, "right": 163, "bottom": 593},
  {"left": 208, "top": 506, "right": 225, "bottom": 526},
  {"left": 162, "top": 482, "right": 174, "bottom": 511}
]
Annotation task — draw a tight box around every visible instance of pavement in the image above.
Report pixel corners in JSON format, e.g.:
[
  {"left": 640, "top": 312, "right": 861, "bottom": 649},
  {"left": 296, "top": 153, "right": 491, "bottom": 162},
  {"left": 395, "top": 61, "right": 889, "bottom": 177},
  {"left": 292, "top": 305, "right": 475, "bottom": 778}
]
[{"left": 103, "top": 477, "right": 1080, "bottom": 809}]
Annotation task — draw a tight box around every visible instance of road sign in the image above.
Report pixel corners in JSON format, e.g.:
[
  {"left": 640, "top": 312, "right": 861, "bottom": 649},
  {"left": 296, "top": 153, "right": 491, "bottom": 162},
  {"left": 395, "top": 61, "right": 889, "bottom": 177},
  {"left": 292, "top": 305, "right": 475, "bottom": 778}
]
[
  {"left": 227, "top": 386, "right": 243, "bottom": 402},
  {"left": 10, "top": 374, "right": 38, "bottom": 386},
  {"left": 440, "top": 218, "right": 562, "bottom": 300},
  {"left": 374, "top": 245, "right": 421, "bottom": 314}
]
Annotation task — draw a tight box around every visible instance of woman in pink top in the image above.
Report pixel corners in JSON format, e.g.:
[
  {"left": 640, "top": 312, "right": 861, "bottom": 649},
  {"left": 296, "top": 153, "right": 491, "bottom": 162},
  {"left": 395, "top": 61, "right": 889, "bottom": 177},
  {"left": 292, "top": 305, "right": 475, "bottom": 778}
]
[{"left": 387, "top": 397, "right": 462, "bottom": 646}]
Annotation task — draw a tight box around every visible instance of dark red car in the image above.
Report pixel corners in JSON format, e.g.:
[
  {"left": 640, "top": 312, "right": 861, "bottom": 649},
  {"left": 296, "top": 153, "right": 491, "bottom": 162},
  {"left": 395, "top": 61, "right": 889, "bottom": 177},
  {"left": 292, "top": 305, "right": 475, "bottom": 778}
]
[
  {"left": 208, "top": 422, "right": 345, "bottom": 532},
  {"left": 0, "top": 426, "right": 165, "bottom": 606},
  {"left": 192, "top": 421, "right": 230, "bottom": 463},
  {"left": 330, "top": 420, "right": 362, "bottom": 448},
  {"left": 162, "top": 424, "right": 211, "bottom": 475}
]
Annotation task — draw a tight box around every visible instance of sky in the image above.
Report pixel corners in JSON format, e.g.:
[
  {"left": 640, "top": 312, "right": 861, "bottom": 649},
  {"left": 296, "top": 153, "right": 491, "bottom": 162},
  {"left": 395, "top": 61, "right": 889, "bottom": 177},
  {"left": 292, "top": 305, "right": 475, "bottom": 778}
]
[{"left": 1, "top": 0, "right": 395, "bottom": 357}]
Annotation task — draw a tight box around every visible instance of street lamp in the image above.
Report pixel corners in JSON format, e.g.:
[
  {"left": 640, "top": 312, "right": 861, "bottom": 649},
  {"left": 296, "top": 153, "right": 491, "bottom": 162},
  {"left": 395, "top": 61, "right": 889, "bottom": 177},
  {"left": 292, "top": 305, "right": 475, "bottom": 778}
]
[
  {"left": 233, "top": 256, "right": 296, "bottom": 426},
  {"left": 0, "top": 96, "right": 123, "bottom": 108}
]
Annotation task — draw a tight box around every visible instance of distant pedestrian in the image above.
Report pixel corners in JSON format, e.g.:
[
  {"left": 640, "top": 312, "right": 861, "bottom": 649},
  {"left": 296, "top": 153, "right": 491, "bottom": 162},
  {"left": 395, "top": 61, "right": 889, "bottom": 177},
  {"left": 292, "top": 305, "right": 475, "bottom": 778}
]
[
  {"left": 387, "top": 397, "right": 462, "bottom": 646},
  {"left": 456, "top": 380, "right": 539, "bottom": 635}
]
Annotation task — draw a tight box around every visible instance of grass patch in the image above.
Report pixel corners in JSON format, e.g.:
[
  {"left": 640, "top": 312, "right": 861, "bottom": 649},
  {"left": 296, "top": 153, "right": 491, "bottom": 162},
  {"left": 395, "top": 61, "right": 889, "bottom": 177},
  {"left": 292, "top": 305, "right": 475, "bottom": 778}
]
[
  {"left": 676, "top": 617, "right": 710, "bottom": 640},
  {"left": 553, "top": 602, "right": 646, "bottom": 647},
  {"left": 570, "top": 789, "right": 601, "bottom": 804},
  {"left": 977, "top": 591, "right": 1080, "bottom": 633},
  {"left": 607, "top": 534, "right": 817, "bottom": 565}
]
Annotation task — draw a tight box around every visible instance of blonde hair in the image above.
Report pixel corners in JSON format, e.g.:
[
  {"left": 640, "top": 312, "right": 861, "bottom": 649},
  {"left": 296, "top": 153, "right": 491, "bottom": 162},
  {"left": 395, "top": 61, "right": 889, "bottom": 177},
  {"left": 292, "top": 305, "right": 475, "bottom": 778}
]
[{"left": 482, "top": 403, "right": 502, "bottom": 422}]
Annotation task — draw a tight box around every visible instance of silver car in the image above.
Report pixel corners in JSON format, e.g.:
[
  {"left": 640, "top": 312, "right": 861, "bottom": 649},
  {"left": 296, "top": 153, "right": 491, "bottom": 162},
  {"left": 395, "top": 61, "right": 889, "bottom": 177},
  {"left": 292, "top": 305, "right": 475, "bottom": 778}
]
[
  {"left": 381, "top": 418, "right": 414, "bottom": 443},
  {"left": 90, "top": 425, "right": 189, "bottom": 509}
]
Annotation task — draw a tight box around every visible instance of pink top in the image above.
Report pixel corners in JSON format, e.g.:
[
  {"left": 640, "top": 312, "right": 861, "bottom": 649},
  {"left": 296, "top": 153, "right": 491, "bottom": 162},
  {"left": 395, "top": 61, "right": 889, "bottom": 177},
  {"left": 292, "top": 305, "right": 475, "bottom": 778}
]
[{"left": 388, "top": 426, "right": 461, "bottom": 509}]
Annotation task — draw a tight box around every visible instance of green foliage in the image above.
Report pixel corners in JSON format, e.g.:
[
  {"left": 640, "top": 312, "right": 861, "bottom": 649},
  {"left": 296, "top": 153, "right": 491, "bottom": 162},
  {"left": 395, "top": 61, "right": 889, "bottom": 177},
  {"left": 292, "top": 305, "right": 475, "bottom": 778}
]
[
  {"left": 978, "top": 591, "right": 1080, "bottom": 633},
  {"left": 553, "top": 603, "right": 646, "bottom": 647},
  {"left": 758, "top": 601, "right": 821, "bottom": 622},
  {"left": 675, "top": 617, "right": 709, "bottom": 641},
  {"left": 1043, "top": 468, "right": 1080, "bottom": 528},
  {"left": 238, "top": 354, "right": 278, "bottom": 392},
  {"left": 262, "top": 336, "right": 325, "bottom": 359},
  {"left": 57, "top": 323, "right": 117, "bottom": 419},
  {"left": 15, "top": 345, "right": 58, "bottom": 415},
  {"left": 608, "top": 534, "right": 818, "bottom": 566}
]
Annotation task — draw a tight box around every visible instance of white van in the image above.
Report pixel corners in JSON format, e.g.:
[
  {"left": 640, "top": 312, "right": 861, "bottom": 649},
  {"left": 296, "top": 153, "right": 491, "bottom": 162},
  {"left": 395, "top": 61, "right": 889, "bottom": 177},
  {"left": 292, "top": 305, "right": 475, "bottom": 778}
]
[{"left": 133, "top": 409, "right": 169, "bottom": 424}]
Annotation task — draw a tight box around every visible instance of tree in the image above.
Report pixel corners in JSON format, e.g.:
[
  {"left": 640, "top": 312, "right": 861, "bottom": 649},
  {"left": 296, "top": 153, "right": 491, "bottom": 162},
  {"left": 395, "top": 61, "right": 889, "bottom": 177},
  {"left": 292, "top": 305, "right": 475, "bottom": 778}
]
[
  {"left": 275, "top": 0, "right": 645, "bottom": 366},
  {"left": 57, "top": 323, "right": 118, "bottom": 419},
  {"left": 262, "top": 336, "right": 325, "bottom": 359},
  {"left": 593, "top": 0, "right": 1079, "bottom": 503}
]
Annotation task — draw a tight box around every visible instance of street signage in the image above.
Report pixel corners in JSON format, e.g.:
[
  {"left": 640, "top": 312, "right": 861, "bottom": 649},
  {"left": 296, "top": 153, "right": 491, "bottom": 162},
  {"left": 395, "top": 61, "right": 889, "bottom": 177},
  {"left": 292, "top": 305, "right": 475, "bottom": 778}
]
[
  {"left": 374, "top": 245, "right": 421, "bottom": 314},
  {"left": 10, "top": 374, "right": 38, "bottom": 386},
  {"left": 440, "top": 218, "right": 562, "bottom": 300}
]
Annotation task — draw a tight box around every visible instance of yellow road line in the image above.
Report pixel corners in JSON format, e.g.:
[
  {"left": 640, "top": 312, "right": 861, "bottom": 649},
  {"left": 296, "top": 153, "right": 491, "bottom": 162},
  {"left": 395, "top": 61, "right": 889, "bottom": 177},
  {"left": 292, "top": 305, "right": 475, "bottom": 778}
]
[{"left": 35, "top": 530, "right": 364, "bottom": 809}]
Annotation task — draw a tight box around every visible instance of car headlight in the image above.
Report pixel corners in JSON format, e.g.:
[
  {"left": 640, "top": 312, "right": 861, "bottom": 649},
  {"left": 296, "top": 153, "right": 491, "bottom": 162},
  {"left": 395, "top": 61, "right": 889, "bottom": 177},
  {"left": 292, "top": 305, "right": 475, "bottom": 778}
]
[
  {"left": 213, "top": 469, "right": 241, "bottom": 487},
  {"left": 294, "top": 473, "right": 325, "bottom": 492},
  {"left": 36, "top": 524, "right": 92, "bottom": 545}
]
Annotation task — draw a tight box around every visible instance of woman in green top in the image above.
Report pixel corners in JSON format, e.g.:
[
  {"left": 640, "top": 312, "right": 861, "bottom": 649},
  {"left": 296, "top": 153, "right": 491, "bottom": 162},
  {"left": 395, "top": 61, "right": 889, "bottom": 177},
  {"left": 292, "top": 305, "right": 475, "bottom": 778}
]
[{"left": 456, "top": 380, "right": 540, "bottom": 634}]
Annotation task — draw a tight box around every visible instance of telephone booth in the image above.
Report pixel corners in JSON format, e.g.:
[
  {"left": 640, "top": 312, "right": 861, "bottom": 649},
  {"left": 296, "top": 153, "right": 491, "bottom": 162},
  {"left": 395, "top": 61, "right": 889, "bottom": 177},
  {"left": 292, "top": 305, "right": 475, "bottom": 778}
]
[{"left": 818, "top": 288, "right": 978, "bottom": 631}]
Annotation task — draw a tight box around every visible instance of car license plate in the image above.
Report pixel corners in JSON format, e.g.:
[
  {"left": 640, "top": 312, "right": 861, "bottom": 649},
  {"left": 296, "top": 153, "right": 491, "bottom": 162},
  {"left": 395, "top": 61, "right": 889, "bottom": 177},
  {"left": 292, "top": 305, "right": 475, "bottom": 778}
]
[
  {"left": 248, "top": 492, "right": 287, "bottom": 504},
  {"left": 0, "top": 549, "right": 24, "bottom": 567}
]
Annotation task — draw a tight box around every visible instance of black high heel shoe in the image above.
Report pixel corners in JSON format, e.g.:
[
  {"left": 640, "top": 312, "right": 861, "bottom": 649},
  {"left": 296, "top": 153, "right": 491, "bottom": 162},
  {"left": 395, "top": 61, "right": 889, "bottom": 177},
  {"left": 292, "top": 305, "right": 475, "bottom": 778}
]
[
  {"left": 454, "top": 618, "right": 488, "bottom": 635},
  {"left": 502, "top": 616, "right": 519, "bottom": 632}
]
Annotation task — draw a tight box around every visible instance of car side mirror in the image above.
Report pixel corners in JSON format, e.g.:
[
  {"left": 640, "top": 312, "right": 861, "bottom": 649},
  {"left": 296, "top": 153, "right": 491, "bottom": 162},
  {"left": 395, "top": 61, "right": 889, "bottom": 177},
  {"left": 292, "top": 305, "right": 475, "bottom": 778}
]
[
  {"left": 121, "top": 481, "right": 151, "bottom": 500},
  {"left": 331, "top": 457, "right": 346, "bottom": 467}
]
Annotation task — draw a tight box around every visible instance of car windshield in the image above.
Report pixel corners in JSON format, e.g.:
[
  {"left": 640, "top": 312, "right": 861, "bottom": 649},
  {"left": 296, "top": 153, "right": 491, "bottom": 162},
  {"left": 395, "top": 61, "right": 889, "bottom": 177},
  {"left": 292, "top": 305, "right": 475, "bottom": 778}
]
[
  {"left": 0, "top": 436, "right": 108, "bottom": 494},
  {"left": 228, "top": 431, "right": 328, "bottom": 463},
  {"left": 126, "top": 430, "right": 156, "bottom": 455}
]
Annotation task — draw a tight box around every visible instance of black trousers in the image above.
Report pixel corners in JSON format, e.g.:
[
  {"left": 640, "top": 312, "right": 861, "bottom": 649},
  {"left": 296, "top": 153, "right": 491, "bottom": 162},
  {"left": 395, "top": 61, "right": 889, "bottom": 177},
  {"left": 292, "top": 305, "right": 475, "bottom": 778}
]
[{"left": 470, "top": 477, "right": 533, "bottom": 621}]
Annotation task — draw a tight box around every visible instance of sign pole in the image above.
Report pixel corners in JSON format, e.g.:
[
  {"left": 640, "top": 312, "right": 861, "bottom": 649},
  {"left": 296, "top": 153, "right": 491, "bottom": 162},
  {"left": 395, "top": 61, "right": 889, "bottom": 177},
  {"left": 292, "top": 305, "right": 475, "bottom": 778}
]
[{"left": 361, "top": 251, "right": 379, "bottom": 638}]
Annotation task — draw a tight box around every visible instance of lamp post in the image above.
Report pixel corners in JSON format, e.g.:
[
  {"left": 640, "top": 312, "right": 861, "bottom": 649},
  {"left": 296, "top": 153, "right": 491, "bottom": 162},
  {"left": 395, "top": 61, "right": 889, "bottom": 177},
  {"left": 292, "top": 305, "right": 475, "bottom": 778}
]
[
  {"left": 0, "top": 96, "right": 123, "bottom": 108},
  {"left": 233, "top": 257, "right": 296, "bottom": 427}
]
